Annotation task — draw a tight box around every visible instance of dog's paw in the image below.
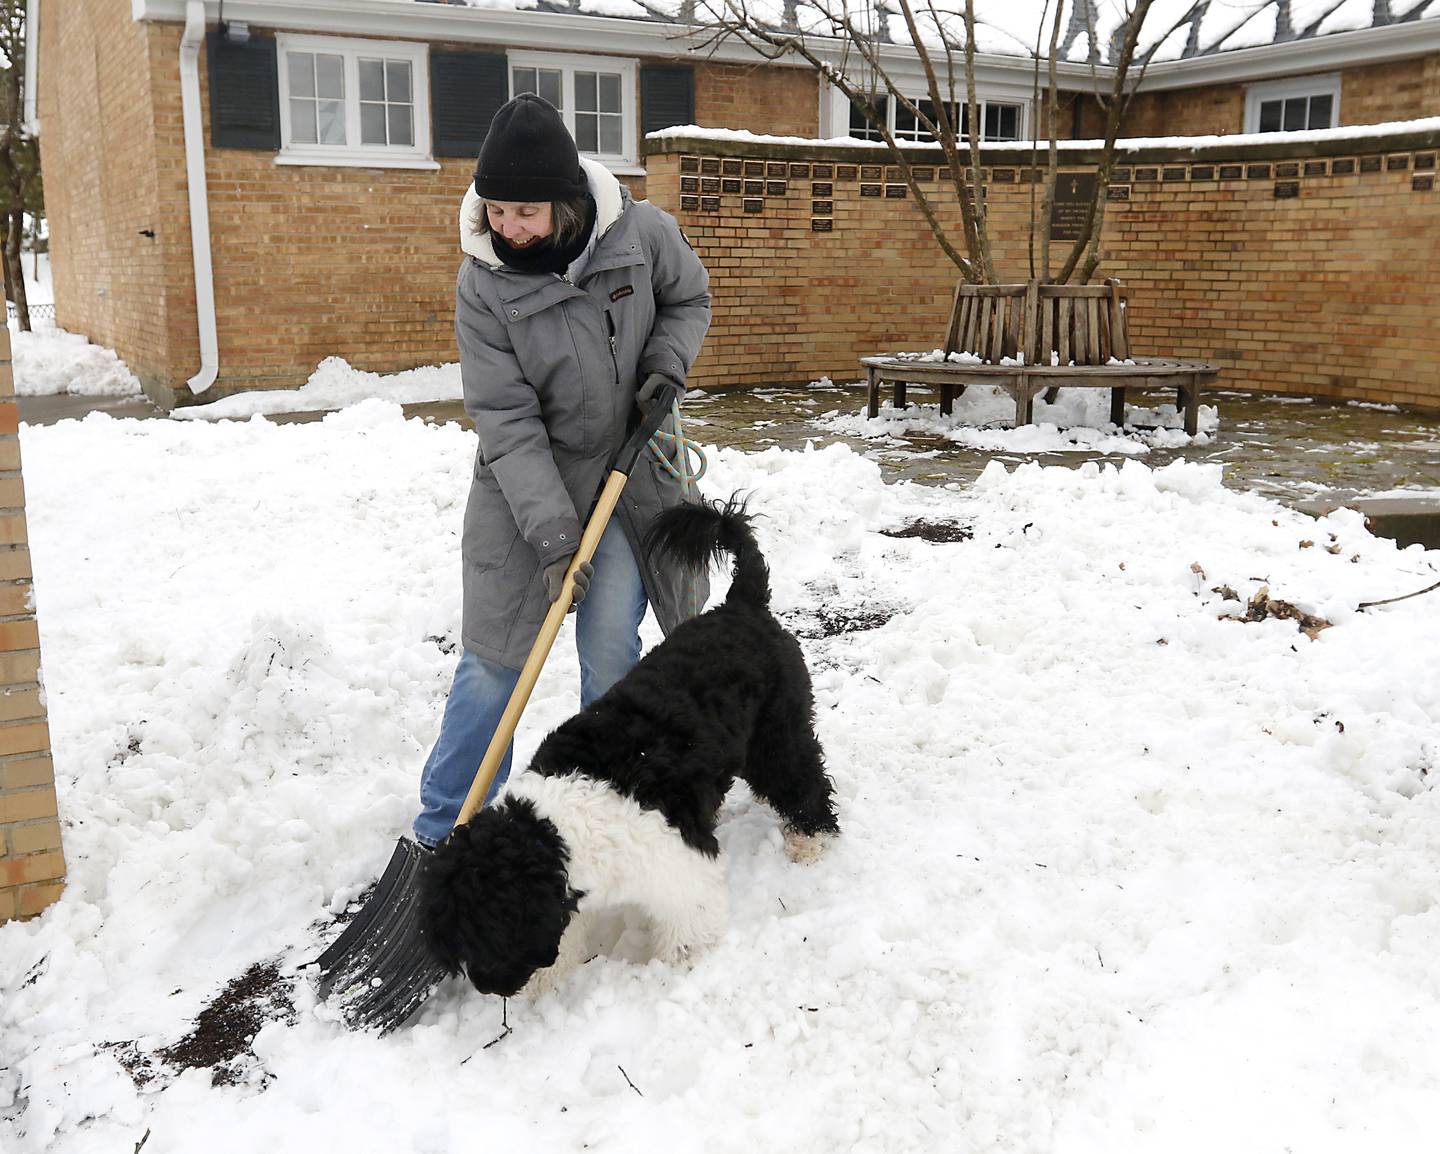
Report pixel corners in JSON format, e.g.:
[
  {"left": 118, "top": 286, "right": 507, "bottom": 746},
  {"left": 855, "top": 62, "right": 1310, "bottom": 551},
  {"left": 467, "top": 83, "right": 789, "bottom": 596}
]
[{"left": 783, "top": 829, "right": 835, "bottom": 865}]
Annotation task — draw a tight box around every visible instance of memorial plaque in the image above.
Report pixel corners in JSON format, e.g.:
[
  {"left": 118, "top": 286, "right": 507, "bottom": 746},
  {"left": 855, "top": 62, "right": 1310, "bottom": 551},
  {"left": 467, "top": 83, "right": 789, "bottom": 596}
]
[
  {"left": 813, "top": 164, "right": 834, "bottom": 178},
  {"left": 701, "top": 196, "right": 720, "bottom": 212},
  {"left": 884, "top": 184, "right": 907, "bottom": 198},
  {"left": 1111, "top": 167, "right": 1131, "bottom": 182},
  {"left": 860, "top": 165, "right": 883, "bottom": 180},
  {"left": 1246, "top": 164, "right": 1271, "bottom": 179},
  {"left": 722, "top": 179, "right": 741, "bottom": 194},
  {"left": 680, "top": 177, "right": 699, "bottom": 193},
  {"left": 680, "top": 195, "right": 699, "bottom": 212},
  {"left": 681, "top": 156, "right": 700, "bottom": 174},
  {"left": 743, "top": 198, "right": 764, "bottom": 213},
  {"left": 812, "top": 200, "right": 833, "bottom": 215},
  {"left": 701, "top": 177, "right": 720, "bottom": 193},
  {"left": 767, "top": 162, "right": 787, "bottom": 178},
  {"left": 859, "top": 183, "right": 882, "bottom": 197},
  {"left": 1414, "top": 175, "right": 1434, "bottom": 192},
  {"left": 766, "top": 180, "right": 787, "bottom": 196},
  {"left": 789, "top": 163, "right": 810, "bottom": 178},
  {"left": 1191, "top": 165, "right": 1215, "bottom": 180},
  {"left": 1219, "top": 164, "right": 1243, "bottom": 180},
  {"left": 1133, "top": 167, "right": 1158, "bottom": 182},
  {"left": 837, "top": 165, "right": 858, "bottom": 180},
  {"left": 812, "top": 182, "right": 833, "bottom": 197},
  {"left": 913, "top": 167, "right": 935, "bottom": 182},
  {"left": 1275, "top": 163, "right": 1299, "bottom": 178},
  {"left": 1415, "top": 153, "right": 1436, "bottom": 170},
  {"left": 811, "top": 218, "right": 834, "bottom": 232},
  {"left": 744, "top": 160, "right": 764, "bottom": 176},
  {"left": 1304, "top": 161, "right": 1328, "bottom": 176},
  {"left": 701, "top": 158, "right": 720, "bottom": 175},
  {"left": 1273, "top": 181, "right": 1299, "bottom": 199},
  {"left": 744, "top": 180, "right": 764, "bottom": 195},
  {"left": 1049, "top": 172, "right": 1097, "bottom": 242},
  {"left": 990, "top": 168, "right": 1016, "bottom": 183},
  {"left": 1360, "top": 156, "right": 1382, "bottom": 173},
  {"left": 1106, "top": 184, "right": 1131, "bottom": 201},
  {"left": 722, "top": 159, "right": 742, "bottom": 176},
  {"left": 1332, "top": 158, "right": 1355, "bottom": 174},
  {"left": 1163, "top": 166, "right": 1187, "bottom": 181}
]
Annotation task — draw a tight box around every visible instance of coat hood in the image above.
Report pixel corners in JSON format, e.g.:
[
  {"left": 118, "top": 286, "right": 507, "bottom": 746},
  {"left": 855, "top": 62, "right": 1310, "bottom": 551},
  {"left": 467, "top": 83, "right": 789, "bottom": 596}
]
[{"left": 460, "top": 155, "right": 624, "bottom": 268}]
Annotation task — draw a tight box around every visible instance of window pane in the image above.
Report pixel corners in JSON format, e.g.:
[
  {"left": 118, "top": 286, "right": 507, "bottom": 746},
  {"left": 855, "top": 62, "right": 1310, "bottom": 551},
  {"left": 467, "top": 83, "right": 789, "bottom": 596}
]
[
  {"left": 287, "top": 52, "right": 315, "bottom": 98},
  {"left": 576, "top": 72, "right": 597, "bottom": 113},
  {"left": 1282, "top": 97, "right": 1306, "bottom": 131},
  {"left": 1258, "top": 99, "right": 1282, "bottom": 132},
  {"left": 599, "top": 73, "right": 621, "bottom": 114},
  {"left": 575, "top": 114, "right": 598, "bottom": 152},
  {"left": 995, "top": 104, "right": 1020, "bottom": 140},
  {"left": 316, "top": 54, "right": 344, "bottom": 100},
  {"left": 600, "top": 115, "right": 621, "bottom": 155},
  {"left": 388, "top": 104, "right": 413, "bottom": 147},
  {"left": 318, "top": 98, "right": 345, "bottom": 145},
  {"left": 895, "top": 100, "right": 919, "bottom": 141},
  {"left": 360, "top": 102, "right": 386, "bottom": 145},
  {"left": 386, "top": 60, "right": 412, "bottom": 104},
  {"left": 539, "top": 70, "right": 563, "bottom": 109},
  {"left": 1308, "top": 93, "right": 1333, "bottom": 129},
  {"left": 849, "top": 97, "right": 886, "bottom": 141},
  {"left": 513, "top": 67, "right": 536, "bottom": 96},
  {"left": 290, "top": 97, "right": 318, "bottom": 144},
  {"left": 359, "top": 59, "right": 385, "bottom": 102}
]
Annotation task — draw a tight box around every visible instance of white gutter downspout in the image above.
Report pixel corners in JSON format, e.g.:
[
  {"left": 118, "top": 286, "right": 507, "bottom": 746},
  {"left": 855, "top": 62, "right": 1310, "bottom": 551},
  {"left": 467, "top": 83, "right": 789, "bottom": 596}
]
[{"left": 179, "top": 0, "right": 219, "bottom": 394}]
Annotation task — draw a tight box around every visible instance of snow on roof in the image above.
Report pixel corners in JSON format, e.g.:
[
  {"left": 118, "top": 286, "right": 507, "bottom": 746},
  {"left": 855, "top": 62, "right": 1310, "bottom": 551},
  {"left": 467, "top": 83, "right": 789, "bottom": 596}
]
[{"left": 449, "top": 0, "right": 1440, "bottom": 65}]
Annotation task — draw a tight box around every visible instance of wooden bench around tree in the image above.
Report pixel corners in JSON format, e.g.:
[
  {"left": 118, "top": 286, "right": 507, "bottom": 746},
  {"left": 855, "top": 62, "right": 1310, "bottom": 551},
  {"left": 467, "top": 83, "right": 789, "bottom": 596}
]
[{"left": 861, "top": 279, "right": 1220, "bottom": 436}]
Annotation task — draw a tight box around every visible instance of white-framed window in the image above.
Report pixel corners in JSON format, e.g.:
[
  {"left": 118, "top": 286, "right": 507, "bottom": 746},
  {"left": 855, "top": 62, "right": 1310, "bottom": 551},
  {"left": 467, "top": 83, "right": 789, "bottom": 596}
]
[
  {"left": 847, "top": 94, "right": 1026, "bottom": 144},
  {"left": 507, "top": 51, "right": 639, "bottom": 167},
  {"left": 1244, "top": 74, "right": 1340, "bottom": 134},
  {"left": 275, "top": 34, "right": 436, "bottom": 169}
]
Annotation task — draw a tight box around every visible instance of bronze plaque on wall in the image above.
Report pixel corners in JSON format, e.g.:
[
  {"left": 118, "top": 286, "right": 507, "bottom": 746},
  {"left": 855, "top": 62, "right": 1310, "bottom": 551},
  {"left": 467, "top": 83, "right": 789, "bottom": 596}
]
[{"left": 1048, "top": 172, "right": 1096, "bottom": 242}]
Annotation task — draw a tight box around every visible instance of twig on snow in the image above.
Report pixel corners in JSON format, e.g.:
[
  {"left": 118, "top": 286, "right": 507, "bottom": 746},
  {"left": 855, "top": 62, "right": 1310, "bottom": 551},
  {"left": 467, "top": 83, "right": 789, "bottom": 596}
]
[{"left": 1358, "top": 577, "right": 1440, "bottom": 611}]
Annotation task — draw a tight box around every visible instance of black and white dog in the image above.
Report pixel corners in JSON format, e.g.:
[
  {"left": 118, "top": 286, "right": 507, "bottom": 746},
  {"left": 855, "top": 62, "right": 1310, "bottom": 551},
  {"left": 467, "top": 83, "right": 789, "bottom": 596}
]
[{"left": 419, "top": 499, "right": 839, "bottom": 998}]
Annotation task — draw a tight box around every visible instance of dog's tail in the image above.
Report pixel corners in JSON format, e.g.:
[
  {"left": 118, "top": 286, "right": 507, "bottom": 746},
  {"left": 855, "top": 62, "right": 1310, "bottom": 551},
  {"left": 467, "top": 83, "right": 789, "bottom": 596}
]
[{"left": 644, "top": 496, "right": 770, "bottom": 609}]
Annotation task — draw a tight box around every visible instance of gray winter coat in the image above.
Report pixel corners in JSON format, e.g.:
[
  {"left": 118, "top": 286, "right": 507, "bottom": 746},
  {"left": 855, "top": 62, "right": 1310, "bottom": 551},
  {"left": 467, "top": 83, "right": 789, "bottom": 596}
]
[{"left": 454, "top": 158, "right": 712, "bottom": 669}]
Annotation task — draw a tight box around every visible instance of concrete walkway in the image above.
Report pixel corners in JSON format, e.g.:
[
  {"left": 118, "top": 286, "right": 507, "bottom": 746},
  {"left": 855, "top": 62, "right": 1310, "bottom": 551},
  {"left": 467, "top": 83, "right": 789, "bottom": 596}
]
[{"left": 18, "top": 385, "right": 1440, "bottom": 549}]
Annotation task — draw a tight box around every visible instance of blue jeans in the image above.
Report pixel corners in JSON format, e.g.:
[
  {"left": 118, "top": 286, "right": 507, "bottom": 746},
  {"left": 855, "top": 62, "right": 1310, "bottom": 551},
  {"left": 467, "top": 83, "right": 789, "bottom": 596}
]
[{"left": 412, "top": 519, "right": 648, "bottom": 846}]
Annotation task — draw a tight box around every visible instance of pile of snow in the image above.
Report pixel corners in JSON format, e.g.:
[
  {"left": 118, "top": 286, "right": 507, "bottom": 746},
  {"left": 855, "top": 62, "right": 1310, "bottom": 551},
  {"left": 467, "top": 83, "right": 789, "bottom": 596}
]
[
  {"left": 3, "top": 402, "right": 1440, "bottom": 1152},
  {"left": 816, "top": 386, "right": 1217, "bottom": 455},
  {"left": 8, "top": 321, "right": 142, "bottom": 398},
  {"left": 172, "top": 357, "right": 463, "bottom": 421}
]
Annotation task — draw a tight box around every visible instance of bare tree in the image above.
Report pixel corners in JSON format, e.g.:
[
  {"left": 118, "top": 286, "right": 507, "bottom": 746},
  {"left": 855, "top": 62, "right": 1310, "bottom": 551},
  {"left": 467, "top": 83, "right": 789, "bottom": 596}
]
[
  {"left": 672, "top": 0, "right": 1188, "bottom": 285},
  {"left": 0, "top": 0, "right": 39, "bottom": 331}
]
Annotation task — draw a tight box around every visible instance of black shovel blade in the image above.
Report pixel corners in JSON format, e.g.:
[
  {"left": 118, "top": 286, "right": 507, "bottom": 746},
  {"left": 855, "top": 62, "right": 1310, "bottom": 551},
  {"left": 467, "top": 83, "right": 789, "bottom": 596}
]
[{"left": 312, "top": 837, "right": 449, "bottom": 1034}]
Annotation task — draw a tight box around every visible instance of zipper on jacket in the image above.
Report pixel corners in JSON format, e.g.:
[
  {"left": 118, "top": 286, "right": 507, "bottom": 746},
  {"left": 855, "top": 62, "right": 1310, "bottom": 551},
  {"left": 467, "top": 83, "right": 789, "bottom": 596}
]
[{"left": 604, "top": 310, "right": 620, "bottom": 383}]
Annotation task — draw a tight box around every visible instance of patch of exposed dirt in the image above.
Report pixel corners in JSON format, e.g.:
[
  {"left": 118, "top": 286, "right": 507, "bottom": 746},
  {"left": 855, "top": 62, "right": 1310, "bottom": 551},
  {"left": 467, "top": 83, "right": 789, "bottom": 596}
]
[
  {"left": 785, "top": 606, "right": 899, "bottom": 639},
  {"left": 156, "top": 962, "right": 296, "bottom": 1087},
  {"left": 880, "top": 520, "right": 974, "bottom": 543}
]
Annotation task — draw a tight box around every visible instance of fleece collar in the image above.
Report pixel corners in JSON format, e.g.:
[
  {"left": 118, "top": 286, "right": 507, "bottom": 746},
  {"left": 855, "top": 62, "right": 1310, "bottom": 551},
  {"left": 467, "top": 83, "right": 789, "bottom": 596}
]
[{"left": 460, "top": 155, "right": 624, "bottom": 269}]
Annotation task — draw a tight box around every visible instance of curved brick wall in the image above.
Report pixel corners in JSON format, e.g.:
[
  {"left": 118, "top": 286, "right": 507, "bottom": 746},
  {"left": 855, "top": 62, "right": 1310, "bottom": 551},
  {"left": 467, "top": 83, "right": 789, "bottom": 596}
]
[{"left": 646, "top": 128, "right": 1440, "bottom": 412}]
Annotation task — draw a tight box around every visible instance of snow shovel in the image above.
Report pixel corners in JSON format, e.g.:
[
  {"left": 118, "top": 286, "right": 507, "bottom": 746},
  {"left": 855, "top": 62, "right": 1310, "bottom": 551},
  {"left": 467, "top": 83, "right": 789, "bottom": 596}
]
[{"left": 313, "top": 384, "right": 681, "bottom": 1033}]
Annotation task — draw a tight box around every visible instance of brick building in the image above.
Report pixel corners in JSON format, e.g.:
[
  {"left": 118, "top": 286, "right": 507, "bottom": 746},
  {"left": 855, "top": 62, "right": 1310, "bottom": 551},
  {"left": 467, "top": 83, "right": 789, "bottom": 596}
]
[{"left": 29, "top": 0, "right": 1440, "bottom": 410}]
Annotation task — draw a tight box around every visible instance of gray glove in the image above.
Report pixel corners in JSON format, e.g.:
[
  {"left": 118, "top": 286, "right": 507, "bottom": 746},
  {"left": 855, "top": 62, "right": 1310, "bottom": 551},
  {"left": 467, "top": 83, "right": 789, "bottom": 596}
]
[
  {"left": 542, "top": 555, "right": 592, "bottom": 612},
  {"left": 637, "top": 373, "right": 683, "bottom": 415}
]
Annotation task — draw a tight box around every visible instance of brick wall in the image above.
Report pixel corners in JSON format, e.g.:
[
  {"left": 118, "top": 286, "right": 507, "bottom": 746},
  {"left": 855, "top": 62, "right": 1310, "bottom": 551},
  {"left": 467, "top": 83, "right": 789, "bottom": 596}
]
[
  {"left": 38, "top": 1, "right": 174, "bottom": 394},
  {"left": 650, "top": 129, "right": 1440, "bottom": 411},
  {"left": 0, "top": 309, "right": 64, "bottom": 925},
  {"left": 695, "top": 59, "right": 818, "bottom": 137}
]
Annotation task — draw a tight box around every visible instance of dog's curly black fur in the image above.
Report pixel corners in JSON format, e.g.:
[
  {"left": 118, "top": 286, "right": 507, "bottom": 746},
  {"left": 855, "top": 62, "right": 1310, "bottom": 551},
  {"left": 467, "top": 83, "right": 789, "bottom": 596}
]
[{"left": 419, "top": 498, "right": 839, "bottom": 997}]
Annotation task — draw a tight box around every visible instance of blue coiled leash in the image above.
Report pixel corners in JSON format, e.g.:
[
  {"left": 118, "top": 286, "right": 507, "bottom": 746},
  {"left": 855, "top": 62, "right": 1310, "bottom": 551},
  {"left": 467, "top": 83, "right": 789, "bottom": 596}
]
[{"left": 647, "top": 395, "right": 708, "bottom": 617}]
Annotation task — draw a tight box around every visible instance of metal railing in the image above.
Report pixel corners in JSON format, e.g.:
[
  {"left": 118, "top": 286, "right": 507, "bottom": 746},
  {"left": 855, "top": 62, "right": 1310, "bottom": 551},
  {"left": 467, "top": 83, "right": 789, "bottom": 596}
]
[{"left": 6, "top": 302, "right": 55, "bottom": 321}]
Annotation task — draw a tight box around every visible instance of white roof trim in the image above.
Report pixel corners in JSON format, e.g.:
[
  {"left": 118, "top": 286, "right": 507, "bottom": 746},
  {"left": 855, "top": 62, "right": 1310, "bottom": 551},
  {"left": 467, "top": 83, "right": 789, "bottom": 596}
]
[{"left": 132, "top": 0, "right": 1440, "bottom": 93}]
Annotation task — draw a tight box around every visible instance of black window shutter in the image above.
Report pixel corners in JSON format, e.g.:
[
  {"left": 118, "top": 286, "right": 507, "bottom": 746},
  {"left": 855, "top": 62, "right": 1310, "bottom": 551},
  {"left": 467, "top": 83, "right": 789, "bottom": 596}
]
[
  {"left": 431, "top": 50, "right": 509, "bottom": 159},
  {"left": 207, "top": 31, "right": 280, "bottom": 150},
  {"left": 641, "top": 64, "right": 695, "bottom": 137}
]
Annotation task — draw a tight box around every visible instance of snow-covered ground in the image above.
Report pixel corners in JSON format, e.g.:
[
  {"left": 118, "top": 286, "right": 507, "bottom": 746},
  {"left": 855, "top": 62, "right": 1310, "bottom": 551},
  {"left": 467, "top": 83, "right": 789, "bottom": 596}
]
[{"left": 2, "top": 336, "right": 1440, "bottom": 1152}]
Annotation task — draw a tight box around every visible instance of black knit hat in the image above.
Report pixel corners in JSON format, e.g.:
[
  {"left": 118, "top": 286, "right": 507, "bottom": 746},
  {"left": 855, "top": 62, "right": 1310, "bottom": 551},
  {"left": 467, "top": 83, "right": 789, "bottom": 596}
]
[{"left": 473, "top": 94, "right": 587, "bottom": 202}]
